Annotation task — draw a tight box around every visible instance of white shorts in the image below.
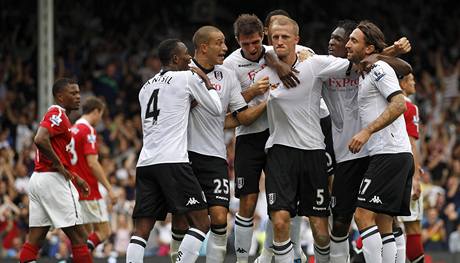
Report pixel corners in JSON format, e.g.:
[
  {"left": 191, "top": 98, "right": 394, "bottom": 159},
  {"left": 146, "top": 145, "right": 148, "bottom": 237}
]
[
  {"left": 398, "top": 194, "right": 423, "bottom": 222},
  {"left": 80, "top": 199, "right": 109, "bottom": 224},
  {"left": 29, "top": 172, "right": 83, "bottom": 228}
]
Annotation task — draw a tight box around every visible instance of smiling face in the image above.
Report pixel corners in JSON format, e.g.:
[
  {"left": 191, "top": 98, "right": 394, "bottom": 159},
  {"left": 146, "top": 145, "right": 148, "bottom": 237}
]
[
  {"left": 237, "top": 32, "right": 264, "bottom": 61},
  {"left": 205, "top": 31, "right": 228, "bottom": 65},
  {"left": 345, "top": 28, "right": 369, "bottom": 64},
  {"left": 328, "top": 27, "right": 348, "bottom": 58}
]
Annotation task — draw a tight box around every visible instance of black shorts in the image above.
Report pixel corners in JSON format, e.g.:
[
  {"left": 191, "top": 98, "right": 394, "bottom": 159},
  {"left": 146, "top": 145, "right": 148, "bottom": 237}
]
[
  {"left": 132, "top": 163, "right": 207, "bottom": 220},
  {"left": 189, "top": 151, "right": 230, "bottom": 208},
  {"left": 320, "top": 115, "right": 336, "bottom": 176},
  {"left": 265, "top": 145, "right": 330, "bottom": 217},
  {"left": 331, "top": 157, "right": 370, "bottom": 216},
  {"left": 234, "top": 129, "right": 269, "bottom": 198},
  {"left": 356, "top": 153, "right": 414, "bottom": 216}
]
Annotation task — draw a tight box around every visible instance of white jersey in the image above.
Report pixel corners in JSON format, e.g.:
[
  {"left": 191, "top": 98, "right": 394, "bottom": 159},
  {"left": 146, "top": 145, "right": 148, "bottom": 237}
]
[
  {"left": 137, "top": 70, "right": 222, "bottom": 167},
  {"left": 256, "top": 55, "right": 350, "bottom": 150},
  {"left": 223, "top": 45, "right": 272, "bottom": 136},
  {"left": 319, "top": 98, "right": 330, "bottom": 119},
  {"left": 358, "top": 60, "right": 411, "bottom": 156},
  {"left": 322, "top": 69, "right": 369, "bottom": 163},
  {"left": 188, "top": 61, "right": 247, "bottom": 159}
]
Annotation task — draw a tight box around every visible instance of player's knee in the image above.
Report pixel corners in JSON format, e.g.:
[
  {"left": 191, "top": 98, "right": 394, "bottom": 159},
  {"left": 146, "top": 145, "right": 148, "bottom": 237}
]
[
  {"left": 354, "top": 207, "right": 375, "bottom": 229},
  {"left": 239, "top": 195, "right": 258, "bottom": 217},
  {"left": 404, "top": 220, "right": 421, "bottom": 234},
  {"left": 331, "top": 213, "right": 353, "bottom": 237},
  {"left": 210, "top": 212, "right": 228, "bottom": 226},
  {"left": 188, "top": 210, "right": 210, "bottom": 233},
  {"left": 271, "top": 214, "right": 289, "bottom": 236},
  {"left": 100, "top": 223, "right": 112, "bottom": 240}
]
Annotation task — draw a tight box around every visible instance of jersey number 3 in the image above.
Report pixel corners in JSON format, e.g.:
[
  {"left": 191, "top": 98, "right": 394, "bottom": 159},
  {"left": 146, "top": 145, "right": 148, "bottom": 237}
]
[{"left": 145, "top": 89, "right": 160, "bottom": 124}]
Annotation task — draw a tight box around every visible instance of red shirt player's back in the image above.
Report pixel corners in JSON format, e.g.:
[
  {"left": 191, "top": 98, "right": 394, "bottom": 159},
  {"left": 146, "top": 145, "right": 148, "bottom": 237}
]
[
  {"left": 404, "top": 97, "right": 419, "bottom": 139},
  {"left": 34, "top": 105, "right": 73, "bottom": 172},
  {"left": 70, "top": 118, "right": 102, "bottom": 200}
]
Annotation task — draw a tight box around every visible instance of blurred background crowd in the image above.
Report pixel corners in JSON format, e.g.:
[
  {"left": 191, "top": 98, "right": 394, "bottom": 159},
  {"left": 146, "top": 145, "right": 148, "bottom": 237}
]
[{"left": 0, "top": 0, "right": 459, "bottom": 260}]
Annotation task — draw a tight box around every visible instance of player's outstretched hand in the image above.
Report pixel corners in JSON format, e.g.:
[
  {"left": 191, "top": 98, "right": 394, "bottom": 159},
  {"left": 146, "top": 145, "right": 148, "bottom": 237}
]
[
  {"left": 75, "top": 176, "right": 90, "bottom": 197},
  {"left": 275, "top": 63, "right": 299, "bottom": 89},
  {"left": 190, "top": 66, "right": 213, "bottom": 90},
  {"left": 348, "top": 128, "right": 371, "bottom": 154}
]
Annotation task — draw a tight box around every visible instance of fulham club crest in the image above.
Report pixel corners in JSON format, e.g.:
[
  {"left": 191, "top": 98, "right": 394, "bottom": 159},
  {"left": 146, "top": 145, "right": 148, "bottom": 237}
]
[
  {"left": 268, "top": 193, "right": 276, "bottom": 205},
  {"left": 214, "top": 71, "right": 223, "bottom": 81},
  {"left": 237, "top": 177, "right": 244, "bottom": 189}
]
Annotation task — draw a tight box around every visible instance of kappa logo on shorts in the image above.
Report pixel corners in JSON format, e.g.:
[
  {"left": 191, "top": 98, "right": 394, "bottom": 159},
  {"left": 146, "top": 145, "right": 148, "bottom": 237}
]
[
  {"left": 369, "top": 195, "right": 382, "bottom": 204},
  {"left": 268, "top": 193, "right": 276, "bottom": 205},
  {"left": 186, "top": 197, "right": 200, "bottom": 206},
  {"left": 237, "top": 177, "right": 244, "bottom": 189}
]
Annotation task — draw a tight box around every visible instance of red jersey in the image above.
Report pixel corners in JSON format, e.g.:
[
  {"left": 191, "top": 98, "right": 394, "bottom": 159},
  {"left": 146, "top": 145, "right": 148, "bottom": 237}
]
[
  {"left": 69, "top": 118, "right": 102, "bottom": 200},
  {"left": 34, "top": 105, "right": 73, "bottom": 172},
  {"left": 404, "top": 98, "right": 419, "bottom": 139}
]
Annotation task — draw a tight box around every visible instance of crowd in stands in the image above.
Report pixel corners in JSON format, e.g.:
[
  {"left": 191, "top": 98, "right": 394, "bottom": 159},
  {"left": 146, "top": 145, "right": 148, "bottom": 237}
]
[{"left": 0, "top": 0, "right": 459, "bottom": 259}]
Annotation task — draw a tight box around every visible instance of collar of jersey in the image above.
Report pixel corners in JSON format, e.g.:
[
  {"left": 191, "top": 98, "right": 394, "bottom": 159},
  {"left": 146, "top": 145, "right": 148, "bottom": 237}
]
[
  {"left": 49, "top": 104, "right": 66, "bottom": 112},
  {"left": 240, "top": 46, "right": 266, "bottom": 63},
  {"left": 192, "top": 58, "right": 214, "bottom": 74}
]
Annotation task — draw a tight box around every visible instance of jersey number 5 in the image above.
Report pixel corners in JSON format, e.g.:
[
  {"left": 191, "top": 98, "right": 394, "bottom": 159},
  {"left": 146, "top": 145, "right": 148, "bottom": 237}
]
[{"left": 145, "top": 89, "right": 160, "bottom": 124}]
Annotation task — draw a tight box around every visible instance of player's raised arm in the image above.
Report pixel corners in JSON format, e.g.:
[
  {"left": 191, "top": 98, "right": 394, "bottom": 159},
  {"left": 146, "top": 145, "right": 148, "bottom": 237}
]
[{"left": 187, "top": 68, "right": 223, "bottom": 116}]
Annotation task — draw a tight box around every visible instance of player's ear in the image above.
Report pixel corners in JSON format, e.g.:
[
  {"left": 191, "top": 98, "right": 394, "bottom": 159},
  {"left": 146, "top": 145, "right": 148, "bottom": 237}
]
[
  {"left": 172, "top": 54, "right": 179, "bottom": 64},
  {"left": 365, "top": 44, "right": 375, "bottom": 55},
  {"left": 200, "top": 43, "right": 208, "bottom": 54}
]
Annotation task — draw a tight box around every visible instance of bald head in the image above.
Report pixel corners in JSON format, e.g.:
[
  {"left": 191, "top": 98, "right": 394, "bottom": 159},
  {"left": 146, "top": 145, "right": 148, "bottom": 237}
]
[
  {"left": 193, "top": 26, "right": 222, "bottom": 48},
  {"left": 270, "top": 16, "right": 299, "bottom": 36}
]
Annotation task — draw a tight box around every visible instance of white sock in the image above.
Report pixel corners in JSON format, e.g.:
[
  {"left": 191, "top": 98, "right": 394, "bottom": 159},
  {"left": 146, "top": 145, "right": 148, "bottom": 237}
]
[
  {"left": 234, "top": 213, "right": 254, "bottom": 262},
  {"left": 273, "top": 239, "right": 294, "bottom": 263},
  {"left": 360, "top": 225, "right": 382, "bottom": 263},
  {"left": 382, "top": 233, "right": 396, "bottom": 263},
  {"left": 176, "top": 228, "right": 206, "bottom": 263},
  {"left": 171, "top": 229, "right": 187, "bottom": 263},
  {"left": 330, "top": 233, "right": 349, "bottom": 263},
  {"left": 314, "top": 242, "right": 330, "bottom": 263},
  {"left": 394, "top": 227, "right": 406, "bottom": 263},
  {"left": 206, "top": 224, "right": 227, "bottom": 263},
  {"left": 126, "top": 236, "right": 146, "bottom": 263},
  {"left": 291, "top": 216, "right": 305, "bottom": 261}
]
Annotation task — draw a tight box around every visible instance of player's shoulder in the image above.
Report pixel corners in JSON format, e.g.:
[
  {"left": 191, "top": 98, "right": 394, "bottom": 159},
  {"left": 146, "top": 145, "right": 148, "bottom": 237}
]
[
  {"left": 224, "top": 49, "right": 244, "bottom": 65},
  {"left": 45, "top": 105, "right": 65, "bottom": 115},
  {"left": 43, "top": 105, "right": 68, "bottom": 126},
  {"left": 215, "top": 64, "right": 237, "bottom": 76},
  {"left": 369, "top": 60, "right": 395, "bottom": 82},
  {"left": 295, "top": 44, "right": 315, "bottom": 55}
]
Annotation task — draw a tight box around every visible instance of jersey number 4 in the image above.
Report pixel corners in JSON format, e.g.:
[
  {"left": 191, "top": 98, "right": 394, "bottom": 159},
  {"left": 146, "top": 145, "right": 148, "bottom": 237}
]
[{"left": 145, "top": 89, "right": 160, "bottom": 124}]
